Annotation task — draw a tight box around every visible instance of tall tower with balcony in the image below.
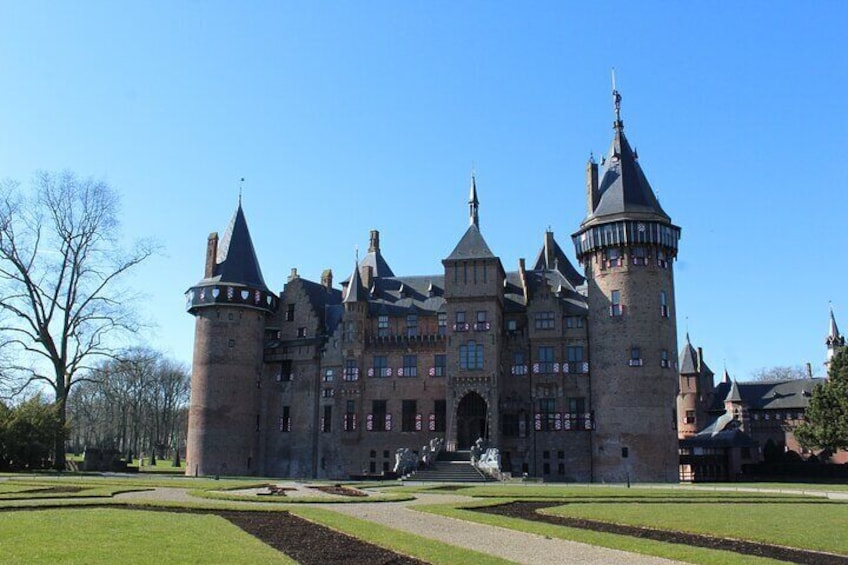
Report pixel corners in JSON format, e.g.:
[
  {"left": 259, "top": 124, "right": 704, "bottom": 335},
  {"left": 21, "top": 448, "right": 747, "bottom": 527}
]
[
  {"left": 185, "top": 201, "right": 277, "bottom": 476},
  {"left": 572, "top": 88, "right": 681, "bottom": 482},
  {"left": 442, "top": 175, "right": 506, "bottom": 450}
]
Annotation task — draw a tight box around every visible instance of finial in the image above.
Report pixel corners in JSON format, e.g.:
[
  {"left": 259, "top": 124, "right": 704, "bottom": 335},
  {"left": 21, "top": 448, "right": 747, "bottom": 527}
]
[
  {"left": 238, "top": 177, "right": 245, "bottom": 206},
  {"left": 589, "top": 151, "right": 595, "bottom": 164},
  {"left": 355, "top": 245, "right": 359, "bottom": 262},
  {"left": 468, "top": 170, "right": 480, "bottom": 228},
  {"left": 611, "top": 68, "right": 623, "bottom": 130}
]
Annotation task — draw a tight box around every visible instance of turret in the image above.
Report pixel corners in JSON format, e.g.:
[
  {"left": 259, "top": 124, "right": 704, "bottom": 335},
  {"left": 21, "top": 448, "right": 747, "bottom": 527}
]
[
  {"left": 571, "top": 84, "right": 681, "bottom": 482},
  {"left": 185, "top": 200, "right": 278, "bottom": 476},
  {"left": 826, "top": 305, "right": 845, "bottom": 372},
  {"left": 677, "top": 334, "right": 714, "bottom": 438}
]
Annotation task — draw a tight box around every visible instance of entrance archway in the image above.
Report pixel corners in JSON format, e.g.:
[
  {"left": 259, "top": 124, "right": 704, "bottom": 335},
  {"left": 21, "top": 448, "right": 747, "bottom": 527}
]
[{"left": 456, "top": 392, "right": 488, "bottom": 449}]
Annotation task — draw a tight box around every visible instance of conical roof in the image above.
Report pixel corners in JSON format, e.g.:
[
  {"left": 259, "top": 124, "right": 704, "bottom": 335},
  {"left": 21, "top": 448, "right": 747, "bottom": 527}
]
[
  {"left": 343, "top": 262, "right": 366, "bottom": 303},
  {"left": 586, "top": 125, "right": 669, "bottom": 224},
  {"left": 679, "top": 334, "right": 699, "bottom": 375},
  {"left": 725, "top": 379, "right": 743, "bottom": 403},
  {"left": 205, "top": 203, "right": 269, "bottom": 291},
  {"left": 445, "top": 224, "right": 495, "bottom": 261},
  {"left": 828, "top": 306, "right": 843, "bottom": 344},
  {"left": 532, "top": 231, "right": 585, "bottom": 287}
]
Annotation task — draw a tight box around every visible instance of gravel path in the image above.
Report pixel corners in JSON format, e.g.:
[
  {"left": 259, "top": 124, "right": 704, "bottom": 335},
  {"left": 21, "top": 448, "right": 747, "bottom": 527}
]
[
  {"left": 115, "top": 487, "right": 685, "bottom": 564},
  {"left": 309, "top": 493, "right": 684, "bottom": 565}
]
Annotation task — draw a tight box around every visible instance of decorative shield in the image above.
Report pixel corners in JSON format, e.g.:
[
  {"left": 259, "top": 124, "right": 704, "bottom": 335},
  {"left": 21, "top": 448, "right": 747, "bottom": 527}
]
[
  {"left": 240, "top": 289, "right": 249, "bottom": 300},
  {"left": 212, "top": 288, "right": 220, "bottom": 299}
]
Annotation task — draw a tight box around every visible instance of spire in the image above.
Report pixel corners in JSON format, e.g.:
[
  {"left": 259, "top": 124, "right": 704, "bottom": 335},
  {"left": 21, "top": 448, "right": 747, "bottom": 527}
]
[
  {"left": 612, "top": 68, "right": 623, "bottom": 132},
  {"left": 468, "top": 172, "right": 479, "bottom": 228},
  {"left": 828, "top": 304, "right": 843, "bottom": 343},
  {"left": 343, "top": 261, "right": 366, "bottom": 303},
  {"left": 208, "top": 201, "right": 269, "bottom": 291},
  {"left": 725, "top": 379, "right": 742, "bottom": 403}
]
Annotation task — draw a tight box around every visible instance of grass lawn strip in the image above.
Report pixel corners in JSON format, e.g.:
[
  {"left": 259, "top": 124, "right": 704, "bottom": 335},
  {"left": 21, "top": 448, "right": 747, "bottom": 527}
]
[
  {"left": 0, "top": 507, "right": 295, "bottom": 563},
  {"left": 542, "top": 500, "right": 848, "bottom": 556},
  {"left": 291, "top": 506, "right": 514, "bottom": 565}
]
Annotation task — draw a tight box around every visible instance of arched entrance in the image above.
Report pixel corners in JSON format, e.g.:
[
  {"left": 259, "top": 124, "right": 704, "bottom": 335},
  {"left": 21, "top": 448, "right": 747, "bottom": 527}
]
[{"left": 456, "top": 392, "right": 488, "bottom": 449}]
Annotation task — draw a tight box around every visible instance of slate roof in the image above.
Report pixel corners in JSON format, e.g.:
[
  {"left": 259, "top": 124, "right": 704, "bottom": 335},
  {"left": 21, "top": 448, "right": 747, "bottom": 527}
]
[
  {"left": 709, "top": 378, "right": 824, "bottom": 412},
  {"left": 445, "top": 224, "right": 495, "bottom": 261},
  {"left": 532, "top": 234, "right": 585, "bottom": 288},
  {"left": 359, "top": 249, "right": 395, "bottom": 278},
  {"left": 681, "top": 423, "right": 758, "bottom": 449},
  {"left": 343, "top": 262, "right": 366, "bottom": 303},
  {"left": 197, "top": 203, "right": 269, "bottom": 291},
  {"left": 584, "top": 124, "right": 670, "bottom": 225}
]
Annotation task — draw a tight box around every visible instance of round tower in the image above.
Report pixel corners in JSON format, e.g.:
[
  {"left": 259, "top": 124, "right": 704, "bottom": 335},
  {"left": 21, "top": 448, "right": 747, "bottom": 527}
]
[
  {"left": 185, "top": 202, "right": 277, "bottom": 476},
  {"left": 572, "top": 87, "right": 681, "bottom": 482}
]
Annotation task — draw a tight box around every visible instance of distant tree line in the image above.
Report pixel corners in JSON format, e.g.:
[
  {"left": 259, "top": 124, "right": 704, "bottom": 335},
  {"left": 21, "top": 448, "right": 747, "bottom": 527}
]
[{"left": 67, "top": 348, "right": 189, "bottom": 463}]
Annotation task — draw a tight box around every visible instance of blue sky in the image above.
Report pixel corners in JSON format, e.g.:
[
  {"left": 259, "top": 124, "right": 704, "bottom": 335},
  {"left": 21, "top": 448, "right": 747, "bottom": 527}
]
[{"left": 1, "top": 2, "right": 845, "bottom": 381}]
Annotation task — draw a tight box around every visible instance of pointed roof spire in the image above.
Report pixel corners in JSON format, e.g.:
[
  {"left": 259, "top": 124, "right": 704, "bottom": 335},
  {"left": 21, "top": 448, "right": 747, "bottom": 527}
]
[
  {"left": 343, "top": 261, "right": 366, "bottom": 303},
  {"left": 469, "top": 171, "right": 479, "bottom": 228},
  {"left": 828, "top": 303, "right": 842, "bottom": 342},
  {"left": 725, "top": 379, "right": 743, "bottom": 403},
  {"left": 208, "top": 200, "right": 269, "bottom": 291}
]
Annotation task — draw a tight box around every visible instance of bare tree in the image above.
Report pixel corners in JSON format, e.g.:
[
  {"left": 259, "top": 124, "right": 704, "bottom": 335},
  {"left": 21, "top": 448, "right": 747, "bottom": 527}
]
[
  {"left": 749, "top": 364, "right": 814, "bottom": 382},
  {"left": 0, "top": 171, "right": 155, "bottom": 469}
]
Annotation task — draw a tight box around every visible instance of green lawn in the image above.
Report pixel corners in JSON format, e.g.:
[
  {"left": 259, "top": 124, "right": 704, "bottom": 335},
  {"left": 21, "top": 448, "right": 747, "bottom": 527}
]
[
  {"left": 0, "top": 508, "right": 294, "bottom": 564},
  {"left": 545, "top": 500, "right": 848, "bottom": 554}
]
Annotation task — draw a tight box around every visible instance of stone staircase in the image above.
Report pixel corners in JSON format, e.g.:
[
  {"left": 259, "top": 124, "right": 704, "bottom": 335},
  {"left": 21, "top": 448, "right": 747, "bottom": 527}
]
[{"left": 402, "top": 450, "right": 493, "bottom": 483}]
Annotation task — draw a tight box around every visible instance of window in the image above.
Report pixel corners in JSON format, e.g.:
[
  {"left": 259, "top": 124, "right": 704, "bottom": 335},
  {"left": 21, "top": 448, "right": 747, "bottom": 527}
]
[
  {"left": 565, "top": 346, "right": 583, "bottom": 373},
  {"left": 660, "top": 291, "right": 669, "bottom": 318},
  {"left": 610, "top": 290, "right": 622, "bottom": 316},
  {"left": 538, "top": 398, "right": 556, "bottom": 432},
  {"left": 323, "top": 368, "right": 334, "bottom": 382},
  {"left": 512, "top": 351, "right": 527, "bottom": 375},
  {"left": 565, "top": 316, "right": 583, "bottom": 328},
  {"left": 507, "top": 319, "right": 517, "bottom": 332},
  {"left": 280, "top": 406, "right": 291, "bottom": 432},
  {"left": 321, "top": 387, "right": 334, "bottom": 398},
  {"left": 657, "top": 250, "right": 668, "bottom": 269},
  {"left": 344, "top": 400, "right": 356, "bottom": 431},
  {"left": 629, "top": 347, "right": 643, "bottom": 367},
  {"left": 632, "top": 247, "right": 648, "bottom": 266},
  {"left": 322, "top": 405, "right": 332, "bottom": 433},
  {"left": 344, "top": 359, "right": 359, "bottom": 381},
  {"left": 460, "top": 340, "right": 484, "bottom": 370},
  {"left": 285, "top": 303, "right": 295, "bottom": 321},
  {"left": 605, "top": 247, "right": 622, "bottom": 267},
  {"left": 475, "top": 310, "right": 490, "bottom": 331},
  {"left": 661, "top": 349, "right": 670, "bottom": 368},
  {"left": 535, "top": 311, "right": 555, "bottom": 330},
  {"left": 371, "top": 400, "right": 387, "bottom": 432},
  {"left": 432, "top": 354, "right": 446, "bottom": 377},
  {"left": 402, "top": 400, "right": 417, "bottom": 432},
  {"left": 684, "top": 410, "right": 695, "bottom": 425},
  {"left": 433, "top": 400, "right": 446, "bottom": 432},
  {"left": 372, "top": 355, "right": 390, "bottom": 377},
  {"left": 536, "top": 346, "right": 555, "bottom": 373},
  {"left": 401, "top": 355, "right": 418, "bottom": 377},
  {"left": 378, "top": 315, "right": 389, "bottom": 337},
  {"left": 297, "top": 327, "right": 306, "bottom": 338},
  {"left": 567, "top": 397, "right": 586, "bottom": 430},
  {"left": 278, "top": 360, "right": 293, "bottom": 382},
  {"left": 437, "top": 312, "right": 447, "bottom": 335},
  {"left": 406, "top": 314, "right": 418, "bottom": 337},
  {"left": 454, "top": 311, "right": 468, "bottom": 331}
]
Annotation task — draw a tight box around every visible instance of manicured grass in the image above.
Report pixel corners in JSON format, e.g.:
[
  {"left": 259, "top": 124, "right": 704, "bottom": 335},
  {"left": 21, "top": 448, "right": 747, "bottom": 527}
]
[
  {"left": 415, "top": 501, "right": 785, "bottom": 565},
  {"left": 0, "top": 507, "right": 295, "bottom": 563},
  {"left": 292, "top": 506, "right": 514, "bottom": 565},
  {"left": 546, "top": 500, "right": 848, "bottom": 554}
]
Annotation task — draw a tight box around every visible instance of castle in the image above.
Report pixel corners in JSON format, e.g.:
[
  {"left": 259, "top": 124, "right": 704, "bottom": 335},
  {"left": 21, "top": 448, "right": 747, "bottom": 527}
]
[{"left": 185, "top": 91, "right": 683, "bottom": 482}]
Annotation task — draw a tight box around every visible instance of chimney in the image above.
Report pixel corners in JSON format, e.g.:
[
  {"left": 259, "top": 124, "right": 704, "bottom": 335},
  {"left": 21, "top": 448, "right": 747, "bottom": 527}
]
[
  {"left": 360, "top": 265, "right": 373, "bottom": 291},
  {"left": 288, "top": 268, "right": 299, "bottom": 282},
  {"left": 204, "top": 232, "right": 218, "bottom": 278},
  {"left": 321, "top": 269, "right": 333, "bottom": 290},
  {"left": 544, "top": 231, "right": 555, "bottom": 269},
  {"left": 696, "top": 347, "right": 703, "bottom": 373},
  {"left": 518, "top": 258, "right": 528, "bottom": 302},
  {"left": 369, "top": 230, "right": 380, "bottom": 253},
  {"left": 586, "top": 156, "right": 599, "bottom": 214},
  {"left": 806, "top": 362, "right": 813, "bottom": 379}
]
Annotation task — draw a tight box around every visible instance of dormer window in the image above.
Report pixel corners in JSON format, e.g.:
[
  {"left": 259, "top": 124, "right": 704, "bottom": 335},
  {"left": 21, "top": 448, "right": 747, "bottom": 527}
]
[{"left": 604, "top": 248, "right": 622, "bottom": 268}]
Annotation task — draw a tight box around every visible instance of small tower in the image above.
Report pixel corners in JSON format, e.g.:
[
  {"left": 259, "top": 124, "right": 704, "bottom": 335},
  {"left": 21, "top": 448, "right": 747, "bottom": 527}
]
[
  {"left": 185, "top": 201, "right": 277, "bottom": 476},
  {"left": 442, "top": 174, "right": 505, "bottom": 451},
  {"left": 572, "top": 84, "right": 682, "bottom": 482},
  {"left": 677, "top": 335, "right": 714, "bottom": 438},
  {"left": 826, "top": 305, "right": 845, "bottom": 373}
]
